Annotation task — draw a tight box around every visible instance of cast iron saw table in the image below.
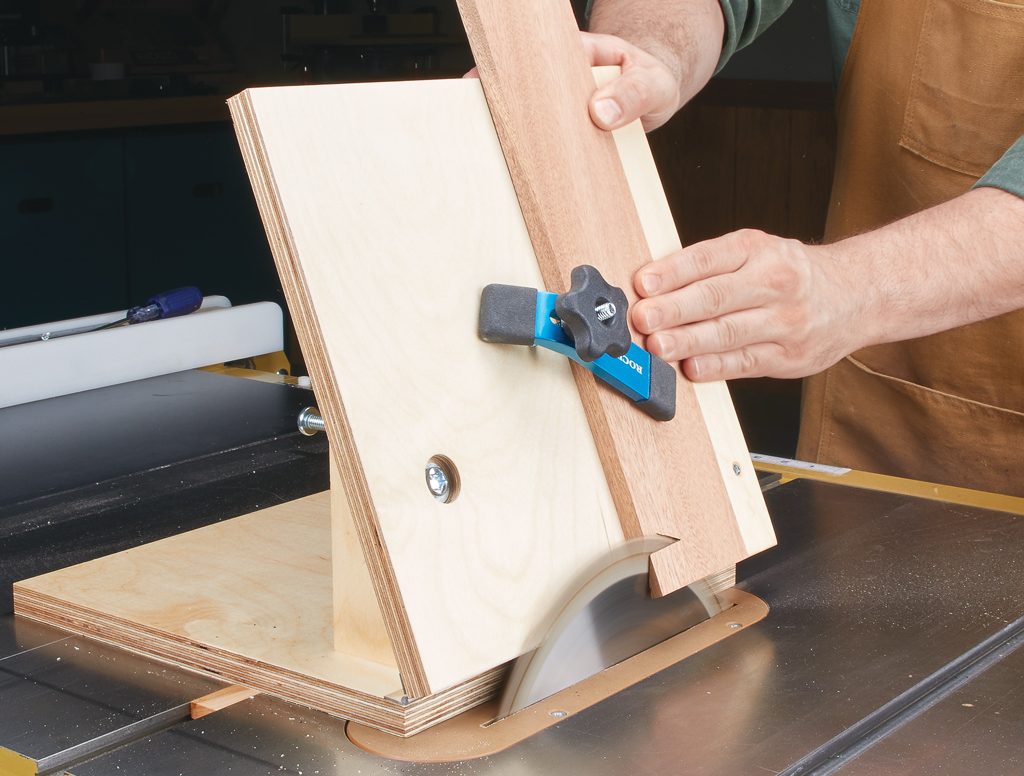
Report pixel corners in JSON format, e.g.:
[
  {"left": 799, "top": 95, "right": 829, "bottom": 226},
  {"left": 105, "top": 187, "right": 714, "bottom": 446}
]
[{"left": 2, "top": 466, "right": 1023, "bottom": 775}]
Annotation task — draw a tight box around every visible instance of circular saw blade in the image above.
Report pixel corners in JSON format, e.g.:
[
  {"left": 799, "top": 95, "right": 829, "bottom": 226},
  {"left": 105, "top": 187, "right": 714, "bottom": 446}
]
[{"left": 498, "top": 537, "right": 725, "bottom": 718}]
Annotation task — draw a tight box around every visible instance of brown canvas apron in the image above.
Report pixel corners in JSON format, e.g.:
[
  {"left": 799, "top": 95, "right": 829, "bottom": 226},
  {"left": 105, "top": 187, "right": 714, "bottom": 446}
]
[{"left": 796, "top": 0, "right": 1024, "bottom": 495}]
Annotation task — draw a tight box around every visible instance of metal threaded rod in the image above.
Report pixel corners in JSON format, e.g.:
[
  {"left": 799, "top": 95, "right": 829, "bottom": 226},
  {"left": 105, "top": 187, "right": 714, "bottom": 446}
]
[
  {"left": 297, "top": 406, "right": 326, "bottom": 436},
  {"left": 595, "top": 302, "right": 617, "bottom": 322}
]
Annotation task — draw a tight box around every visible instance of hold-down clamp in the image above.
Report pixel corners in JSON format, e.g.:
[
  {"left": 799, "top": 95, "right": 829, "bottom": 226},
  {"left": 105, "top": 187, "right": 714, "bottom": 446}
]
[{"left": 478, "top": 265, "right": 676, "bottom": 421}]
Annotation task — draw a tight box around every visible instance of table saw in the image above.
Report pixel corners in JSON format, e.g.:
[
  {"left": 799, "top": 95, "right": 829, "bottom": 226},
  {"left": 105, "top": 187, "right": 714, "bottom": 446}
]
[
  {"left": 3, "top": 464, "right": 1024, "bottom": 775},
  {"left": 3, "top": 299, "right": 1019, "bottom": 776},
  {"left": 6, "top": 1, "right": 1024, "bottom": 770},
  {"left": 1, "top": 280, "right": 1021, "bottom": 776}
]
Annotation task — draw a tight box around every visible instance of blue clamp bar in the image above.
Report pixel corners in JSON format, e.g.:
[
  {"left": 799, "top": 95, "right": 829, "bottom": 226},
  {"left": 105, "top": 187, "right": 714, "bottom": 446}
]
[
  {"left": 534, "top": 291, "right": 650, "bottom": 402},
  {"left": 477, "top": 282, "right": 676, "bottom": 421}
]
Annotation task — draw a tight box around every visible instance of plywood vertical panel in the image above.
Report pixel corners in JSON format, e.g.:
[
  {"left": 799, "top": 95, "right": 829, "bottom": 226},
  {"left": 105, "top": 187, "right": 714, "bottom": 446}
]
[{"left": 231, "top": 79, "right": 628, "bottom": 696}]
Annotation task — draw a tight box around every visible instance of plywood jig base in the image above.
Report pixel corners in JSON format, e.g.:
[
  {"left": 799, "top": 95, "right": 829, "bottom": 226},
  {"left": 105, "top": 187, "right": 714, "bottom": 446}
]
[
  {"left": 13, "top": 493, "right": 758, "bottom": 741},
  {"left": 13, "top": 492, "right": 504, "bottom": 737}
]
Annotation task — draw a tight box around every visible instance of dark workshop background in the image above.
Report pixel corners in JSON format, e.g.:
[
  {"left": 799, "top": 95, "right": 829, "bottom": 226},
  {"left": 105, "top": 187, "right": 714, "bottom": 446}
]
[{"left": 0, "top": 0, "right": 835, "bottom": 457}]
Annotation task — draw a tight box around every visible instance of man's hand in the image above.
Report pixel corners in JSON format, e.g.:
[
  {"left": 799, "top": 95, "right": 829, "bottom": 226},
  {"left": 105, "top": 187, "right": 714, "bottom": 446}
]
[
  {"left": 469, "top": 31, "right": 695, "bottom": 132},
  {"left": 631, "top": 187, "right": 1024, "bottom": 382},
  {"left": 631, "top": 230, "right": 862, "bottom": 381},
  {"left": 582, "top": 33, "right": 684, "bottom": 132},
  {"left": 587, "top": 0, "right": 725, "bottom": 132},
  {"left": 467, "top": 0, "right": 723, "bottom": 132}
]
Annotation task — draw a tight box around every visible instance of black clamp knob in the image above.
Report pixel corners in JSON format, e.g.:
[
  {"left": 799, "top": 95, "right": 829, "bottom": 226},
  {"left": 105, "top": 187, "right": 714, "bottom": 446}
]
[{"left": 554, "top": 265, "right": 632, "bottom": 362}]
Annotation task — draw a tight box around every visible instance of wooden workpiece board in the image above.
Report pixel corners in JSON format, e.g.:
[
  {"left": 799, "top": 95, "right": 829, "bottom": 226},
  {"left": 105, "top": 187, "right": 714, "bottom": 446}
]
[{"left": 456, "top": 0, "right": 771, "bottom": 597}]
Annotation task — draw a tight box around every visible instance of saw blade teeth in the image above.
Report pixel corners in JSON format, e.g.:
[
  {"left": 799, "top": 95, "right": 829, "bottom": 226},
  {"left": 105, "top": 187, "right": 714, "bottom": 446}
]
[{"left": 497, "top": 540, "right": 720, "bottom": 719}]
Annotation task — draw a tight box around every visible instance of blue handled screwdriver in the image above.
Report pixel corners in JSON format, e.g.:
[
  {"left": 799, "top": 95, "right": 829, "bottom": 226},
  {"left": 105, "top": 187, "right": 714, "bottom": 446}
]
[
  {"left": 97, "top": 287, "right": 204, "bottom": 330},
  {"left": 0, "top": 287, "right": 205, "bottom": 349}
]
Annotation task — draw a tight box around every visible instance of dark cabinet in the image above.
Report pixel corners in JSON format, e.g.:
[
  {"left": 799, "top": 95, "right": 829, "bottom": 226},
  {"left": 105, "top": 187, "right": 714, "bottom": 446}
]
[
  {"left": 0, "top": 138, "right": 128, "bottom": 329},
  {"left": 124, "top": 130, "right": 280, "bottom": 308},
  {"left": 0, "top": 127, "right": 280, "bottom": 332}
]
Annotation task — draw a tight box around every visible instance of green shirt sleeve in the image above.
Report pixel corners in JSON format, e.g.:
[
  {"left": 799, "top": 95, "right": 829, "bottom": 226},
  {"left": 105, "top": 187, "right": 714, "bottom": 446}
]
[
  {"left": 974, "top": 136, "right": 1024, "bottom": 201},
  {"left": 715, "top": 0, "right": 794, "bottom": 73},
  {"left": 585, "top": 0, "right": 794, "bottom": 73}
]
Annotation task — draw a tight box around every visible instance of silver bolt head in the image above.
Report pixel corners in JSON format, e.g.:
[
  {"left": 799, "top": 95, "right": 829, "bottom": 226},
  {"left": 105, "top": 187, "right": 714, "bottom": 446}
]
[
  {"left": 426, "top": 464, "right": 449, "bottom": 499},
  {"left": 594, "top": 302, "right": 617, "bottom": 322},
  {"left": 297, "top": 406, "right": 323, "bottom": 436},
  {"left": 550, "top": 710, "right": 568, "bottom": 718},
  {"left": 732, "top": 462, "right": 742, "bottom": 476}
]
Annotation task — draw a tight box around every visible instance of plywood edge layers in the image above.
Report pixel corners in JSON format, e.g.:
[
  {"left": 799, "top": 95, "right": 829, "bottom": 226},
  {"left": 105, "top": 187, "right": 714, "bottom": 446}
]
[
  {"left": 456, "top": 2, "right": 751, "bottom": 594},
  {"left": 227, "top": 91, "right": 430, "bottom": 697},
  {"left": 12, "top": 583, "right": 504, "bottom": 737}
]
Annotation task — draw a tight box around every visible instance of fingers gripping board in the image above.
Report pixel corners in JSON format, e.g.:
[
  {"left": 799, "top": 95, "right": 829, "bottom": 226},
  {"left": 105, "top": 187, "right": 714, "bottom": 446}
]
[{"left": 228, "top": 71, "right": 774, "bottom": 698}]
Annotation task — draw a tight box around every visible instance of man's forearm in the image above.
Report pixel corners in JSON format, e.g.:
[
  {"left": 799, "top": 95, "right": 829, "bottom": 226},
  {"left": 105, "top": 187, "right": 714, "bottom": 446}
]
[
  {"left": 836, "top": 186, "right": 1024, "bottom": 349},
  {"left": 588, "top": 0, "right": 724, "bottom": 109}
]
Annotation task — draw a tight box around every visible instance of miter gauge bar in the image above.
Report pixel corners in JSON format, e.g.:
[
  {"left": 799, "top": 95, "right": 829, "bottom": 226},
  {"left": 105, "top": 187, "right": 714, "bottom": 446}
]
[
  {"left": 498, "top": 536, "right": 726, "bottom": 718},
  {"left": 478, "top": 265, "right": 677, "bottom": 421}
]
